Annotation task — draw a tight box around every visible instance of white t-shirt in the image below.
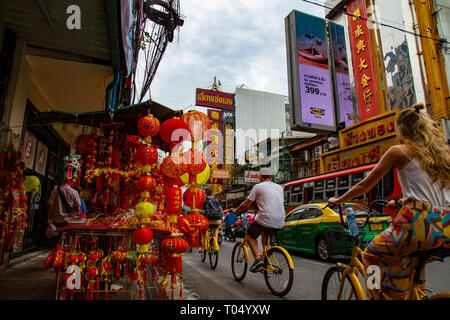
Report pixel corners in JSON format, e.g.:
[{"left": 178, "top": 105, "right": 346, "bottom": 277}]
[{"left": 247, "top": 181, "right": 285, "bottom": 229}]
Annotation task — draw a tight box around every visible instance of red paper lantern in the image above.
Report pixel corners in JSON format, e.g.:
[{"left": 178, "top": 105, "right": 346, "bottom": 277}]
[
  {"left": 181, "top": 110, "right": 211, "bottom": 141},
  {"left": 182, "top": 188, "right": 206, "bottom": 209},
  {"left": 136, "top": 145, "right": 158, "bottom": 166},
  {"left": 133, "top": 227, "right": 154, "bottom": 245},
  {"left": 138, "top": 175, "right": 156, "bottom": 192},
  {"left": 161, "top": 154, "right": 188, "bottom": 179},
  {"left": 160, "top": 118, "right": 191, "bottom": 143},
  {"left": 178, "top": 213, "right": 209, "bottom": 247},
  {"left": 160, "top": 238, "right": 189, "bottom": 274},
  {"left": 166, "top": 187, "right": 182, "bottom": 216},
  {"left": 138, "top": 115, "right": 160, "bottom": 137},
  {"left": 183, "top": 150, "right": 206, "bottom": 175}
]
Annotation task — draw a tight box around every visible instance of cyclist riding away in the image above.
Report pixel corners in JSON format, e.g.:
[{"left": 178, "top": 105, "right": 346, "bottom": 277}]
[
  {"left": 233, "top": 168, "right": 286, "bottom": 272},
  {"left": 327, "top": 103, "right": 450, "bottom": 300},
  {"left": 204, "top": 188, "right": 223, "bottom": 241}
]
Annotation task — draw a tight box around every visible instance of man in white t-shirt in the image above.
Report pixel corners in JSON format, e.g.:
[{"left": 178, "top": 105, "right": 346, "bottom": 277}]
[{"left": 233, "top": 168, "right": 285, "bottom": 272}]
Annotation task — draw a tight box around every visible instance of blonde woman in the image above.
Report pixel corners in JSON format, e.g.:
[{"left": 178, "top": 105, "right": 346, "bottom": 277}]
[{"left": 328, "top": 103, "right": 450, "bottom": 300}]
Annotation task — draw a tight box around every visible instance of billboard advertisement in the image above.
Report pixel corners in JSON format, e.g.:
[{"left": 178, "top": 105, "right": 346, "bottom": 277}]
[
  {"left": 196, "top": 88, "right": 234, "bottom": 110},
  {"left": 329, "top": 22, "right": 355, "bottom": 128},
  {"left": 285, "top": 10, "right": 336, "bottom": 133}
]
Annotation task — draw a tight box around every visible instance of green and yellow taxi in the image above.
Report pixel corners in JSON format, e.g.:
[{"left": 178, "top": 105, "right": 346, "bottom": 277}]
[{"left": 275, "top": 202, "right": 391, "bottom": 261}]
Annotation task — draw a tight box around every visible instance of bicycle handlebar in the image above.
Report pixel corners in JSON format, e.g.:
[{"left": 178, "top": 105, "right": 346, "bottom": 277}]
[{"left": 325, "top": 199, "right": 389, "bottom": 230}]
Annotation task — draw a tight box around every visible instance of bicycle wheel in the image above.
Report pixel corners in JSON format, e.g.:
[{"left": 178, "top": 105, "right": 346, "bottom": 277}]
[
  {"left": 263, "top": 247, "right": 294, "bottom": 297},
  {"left": 209, "top": 237, "right": 219, "bottom": 269},
  {"left": 321, "top": 265, "right": 361, "bottom": 300},
  {"left": 231, "top": 242, "right": 248, "bottom": 282}
]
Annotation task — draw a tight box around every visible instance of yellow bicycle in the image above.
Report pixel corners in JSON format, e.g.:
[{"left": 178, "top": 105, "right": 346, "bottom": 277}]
[
  {"left": 321, "top": 200, "right": 450, "bottom": 300},
  {"left": 231, "top": 224, "right": 295, "bottom": 297},
  {"left": 200, "top": 224, "right": 220, "bottom": 269}
]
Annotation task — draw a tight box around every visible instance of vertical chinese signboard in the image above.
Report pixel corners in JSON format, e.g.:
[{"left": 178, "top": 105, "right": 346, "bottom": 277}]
[
  {"left": 347, "top": 0, "right": 382, "bottom": 121},
  {"left": 205, "top": 109, "right": 224, "bottom": 184}
]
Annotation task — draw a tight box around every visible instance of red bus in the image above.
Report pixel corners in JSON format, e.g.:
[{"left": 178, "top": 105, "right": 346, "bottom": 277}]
[{"left": 283, "top": 164, "right": 402, "bottom": 213}]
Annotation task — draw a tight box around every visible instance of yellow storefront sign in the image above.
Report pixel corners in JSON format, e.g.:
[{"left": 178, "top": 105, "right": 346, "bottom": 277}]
[{"left": 321, "top": 111, "right": 399, "bottom": 173}]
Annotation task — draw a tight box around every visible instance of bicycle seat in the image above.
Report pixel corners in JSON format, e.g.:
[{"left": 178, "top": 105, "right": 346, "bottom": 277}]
[{"left": 409, "top": 247, "right": 450, "bottom": 259}]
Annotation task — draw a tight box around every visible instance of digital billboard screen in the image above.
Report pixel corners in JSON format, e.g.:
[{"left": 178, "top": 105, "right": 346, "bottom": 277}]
[
  {"left": 329, "top": 21, "right": 355, "bottom": 128},
  {"left": 285, "top": 10, "right": 337, "bottom": 133}
]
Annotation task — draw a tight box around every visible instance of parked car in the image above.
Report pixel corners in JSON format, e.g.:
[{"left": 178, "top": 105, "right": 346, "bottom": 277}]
[{"left": 275, "top": 202, "right": 391, "bottom": 261}]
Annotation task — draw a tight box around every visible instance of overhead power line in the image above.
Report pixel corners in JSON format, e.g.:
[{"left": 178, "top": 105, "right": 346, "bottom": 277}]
[{"left": 302, "top": 0, "right": 448, "bottom": 44}]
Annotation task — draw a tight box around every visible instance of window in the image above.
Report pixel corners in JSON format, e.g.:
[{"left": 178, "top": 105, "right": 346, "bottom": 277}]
[
  {"left": 285, "top": 208, "right": 305, "bottom": 222},
  {"left": 298, "top": 207, "right": 323, "bottom": 220}
]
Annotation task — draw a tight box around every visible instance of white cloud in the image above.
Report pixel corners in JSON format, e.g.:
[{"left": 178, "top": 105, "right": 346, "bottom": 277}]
[{"left": 145, "top": 0, "right": 325, "bottom": 110}]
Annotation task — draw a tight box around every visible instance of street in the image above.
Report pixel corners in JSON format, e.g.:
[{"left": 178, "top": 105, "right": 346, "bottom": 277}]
[{"left": 181, "top": 238, "right": 450, "bottom": 300}]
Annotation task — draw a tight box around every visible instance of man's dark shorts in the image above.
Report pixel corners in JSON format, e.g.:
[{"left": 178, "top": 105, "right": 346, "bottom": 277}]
[{"left": 246, "top": 220, "right": 279, "bottom": 239}]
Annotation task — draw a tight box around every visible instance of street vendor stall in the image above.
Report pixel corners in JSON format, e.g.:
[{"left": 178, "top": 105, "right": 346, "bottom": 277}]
[{"left": 35, "top": 101, "right": 215, "bottom": 300}]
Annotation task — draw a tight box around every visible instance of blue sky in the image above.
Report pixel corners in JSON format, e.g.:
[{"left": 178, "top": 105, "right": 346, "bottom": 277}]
[{"left": 143, "top": 0, "right": 326, "bottom": 112}]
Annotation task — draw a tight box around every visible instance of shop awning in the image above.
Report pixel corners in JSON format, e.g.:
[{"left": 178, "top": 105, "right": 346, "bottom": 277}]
[{"left": 28, "top": 100, "right": 182, "bottom": 152}]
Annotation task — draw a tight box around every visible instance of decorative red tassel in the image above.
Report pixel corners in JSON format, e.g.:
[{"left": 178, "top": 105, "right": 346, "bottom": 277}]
[{"left": 139, "top": 285, "right": 143, "bottom": 300}]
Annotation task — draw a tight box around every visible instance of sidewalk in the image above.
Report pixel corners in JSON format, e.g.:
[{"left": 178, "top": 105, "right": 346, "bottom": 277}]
[{"left": 0, "top": 250, "right": 197, "bottom": 300}]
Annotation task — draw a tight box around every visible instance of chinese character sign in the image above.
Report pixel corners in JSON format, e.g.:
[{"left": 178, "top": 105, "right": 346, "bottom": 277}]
[{"left": 347, "top": 0, "right": 381, "bottom": 121}]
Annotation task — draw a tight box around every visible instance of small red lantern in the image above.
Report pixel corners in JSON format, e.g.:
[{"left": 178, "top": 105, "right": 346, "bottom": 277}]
[
  {"left": 160, "top": 118, "right": 191, "bottom": 144},
  {"left": 136, "top": 145, "right": 158, "bottom": 166},
  {"left": 161, "top": 154, "right": 188, "bottom": 179},
  {"left": 181, "top": 110, "right": 211, "bottom": 141},
  {"left": 160, "top": 238, "right": 189, "bottom": 276},
  {"left": 166, "top": 187, "right": 182, "bottom": 215},
  {"left": 182, "top": 188, "right": 206, "bottom": 209},
  {"left": 133, "top": 227, "right": 154, "bottom": 245},
  {"left": 138, "top": 175, "right": 156, "bottom": 192},
  {"left": 183, "top": 150, "right": 206, "bottom": 175},
  {"left": 138, "top": 115, "right": 160, "bottom": 137}
]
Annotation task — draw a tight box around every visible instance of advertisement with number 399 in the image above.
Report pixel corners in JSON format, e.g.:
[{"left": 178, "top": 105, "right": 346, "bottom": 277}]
[{"left": 295, "top": 11, "right": 335, "bottom": 128}]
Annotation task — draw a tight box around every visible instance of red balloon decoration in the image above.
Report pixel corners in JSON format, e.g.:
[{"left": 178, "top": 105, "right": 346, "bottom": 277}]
[
  {"left": 183, "top": 150, "right": 206, "bottom": 175},
  {"left": 135, "top": 145, "right": 158, "bottom": 166},
  {"left": 160, "top": 118, "right": 191, "bottom": 143},
  {"left": 181, "top": 110, "right": 211, "bottom": 141},
  {"left": 138, "top": 115, "right": 160, "bottom": 137},
  {"left": 160, "top": 154, "right": 188, "bottom": 179},
  {"left": 133, "top": 227, "right": 154, "bottom": 245},
  {"left": 182, "top": 188, "right": 206, "bottom": 209}
]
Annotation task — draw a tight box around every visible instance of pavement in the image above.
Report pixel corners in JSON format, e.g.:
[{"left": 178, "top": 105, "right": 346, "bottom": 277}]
[{"left": 0, "top": 249, "right": 197, "bottom": 300}]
